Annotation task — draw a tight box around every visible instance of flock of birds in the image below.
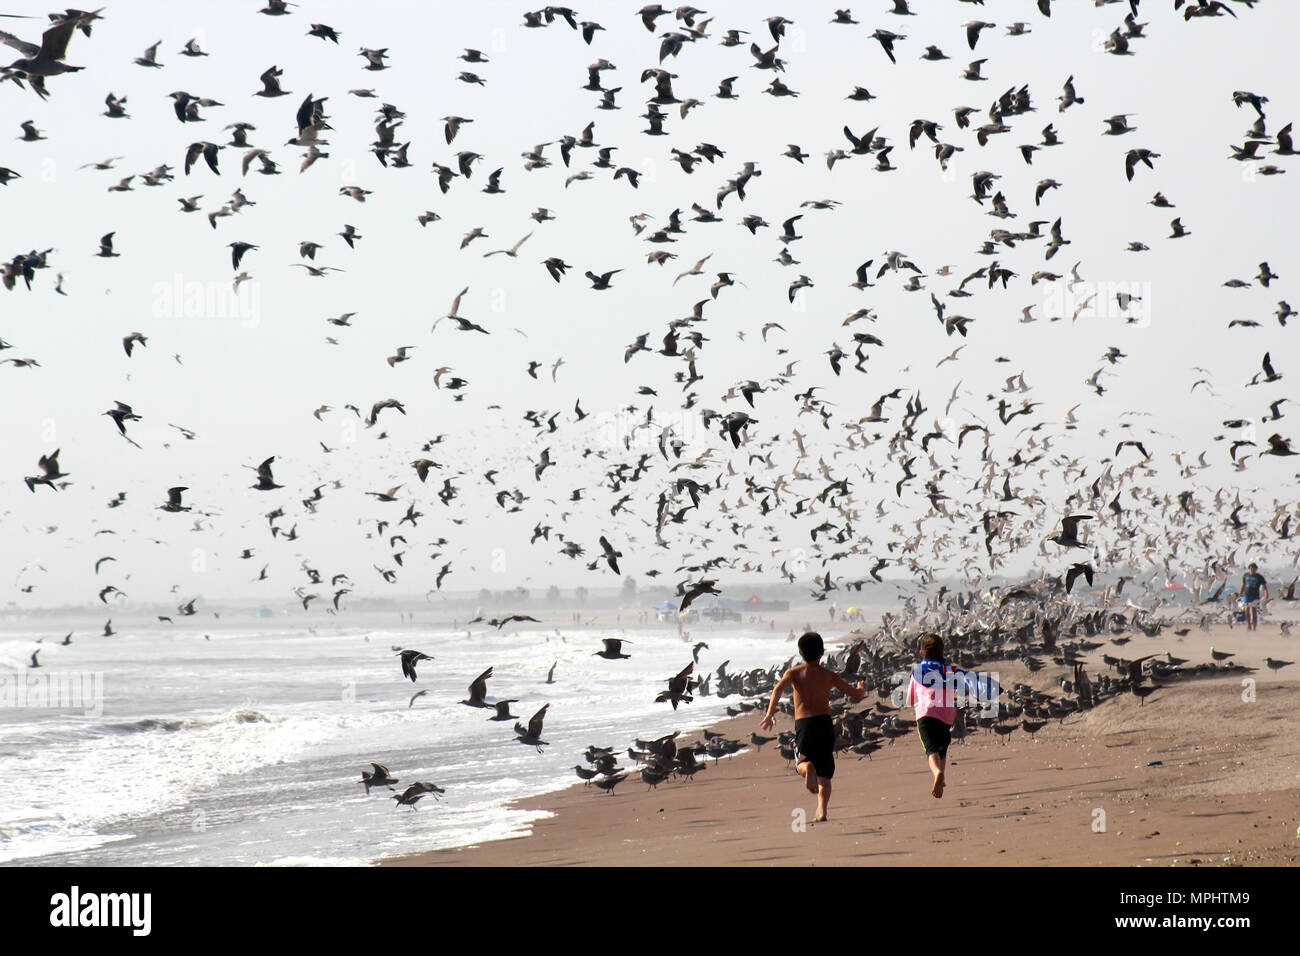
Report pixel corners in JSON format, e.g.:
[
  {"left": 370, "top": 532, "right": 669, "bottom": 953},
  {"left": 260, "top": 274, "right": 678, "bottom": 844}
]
[
  {"left": 3, "top": 3, "right": 1297, "bottom": 811},
  {"left": 361, "top": 570, "right": 1296, "bottom": 804}
]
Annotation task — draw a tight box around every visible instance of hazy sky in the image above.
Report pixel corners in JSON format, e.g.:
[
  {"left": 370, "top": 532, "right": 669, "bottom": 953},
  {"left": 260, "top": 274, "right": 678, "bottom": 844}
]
[{"left": 2, "top": 0, "right": 1296, "bottom": 610}]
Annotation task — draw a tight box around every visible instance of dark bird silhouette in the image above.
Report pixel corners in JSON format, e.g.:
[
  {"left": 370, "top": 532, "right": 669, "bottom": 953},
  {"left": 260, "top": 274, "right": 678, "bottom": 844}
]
[
  {"left": 397, "top": 648, "right": 432, "bottom": 682},
  {"left": 361, "top": 762, "right": 398, "bottom": 794},
  {"left": 392, "top": 782, "right": 444, "bottom": 809},
  {"left": 25, "top": 449, "right": 67, "bottom": 492},
  {"left": 515, "top": 703, "right": 550, "bottom": 750},
  {"left": 594, "top": 637, "right": 631, "bottom": 659},
  {"left": 656, "top": 662, "right": 695, "bottom": 709},
  {"left": 591, "top": 772, "right": 627, "bottom": 795},
  {"left": 1, "top": 8, "right": 98, "bottom": 77},
  {"left": 1048, "top": 514, "right": 1091, "bottom": 548},
  {"left": 679, "top": 578, "right": 719, "bottom": 612},
  {"left": 461, "top": 667, "right": 493, "bottom": 707},
  {"left": 599, "top": 535, "right": 622, "bottom": 574},
  {"left": 585, "top": 269, "right": 621, "bottom": 289},
  {"left": 249, "top": 456, "right": 281, "bottom": 491},
  {"left": 1065, "top": 563, "right": 1093, "bottom": 594}
]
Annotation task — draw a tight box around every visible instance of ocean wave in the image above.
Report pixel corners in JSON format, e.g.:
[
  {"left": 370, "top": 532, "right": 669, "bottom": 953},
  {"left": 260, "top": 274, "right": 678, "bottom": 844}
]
[{"left": 99, "top": 708, "right": 273, "bottom": 736}]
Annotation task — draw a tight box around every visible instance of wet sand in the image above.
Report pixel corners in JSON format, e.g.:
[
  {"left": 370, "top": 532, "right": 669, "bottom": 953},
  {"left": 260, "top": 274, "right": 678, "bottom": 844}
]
[{"left": 381, "top": 619, "right": 1300, "bottom": 867}]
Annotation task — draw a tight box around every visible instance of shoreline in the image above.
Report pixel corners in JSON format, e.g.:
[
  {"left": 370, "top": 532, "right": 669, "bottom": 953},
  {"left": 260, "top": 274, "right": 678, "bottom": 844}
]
[{"left": 379, "top": 620, "right": 1300, "bottom": 867}]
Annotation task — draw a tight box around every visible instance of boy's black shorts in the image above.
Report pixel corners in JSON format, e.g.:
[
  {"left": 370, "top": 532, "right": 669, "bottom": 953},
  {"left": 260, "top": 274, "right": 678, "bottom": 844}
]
[
  {"left": 794, "top": 714, "right": 835, "bottom": 779},
  {"left": 917, "top": 716, "right": 952, "bottom": 759}
]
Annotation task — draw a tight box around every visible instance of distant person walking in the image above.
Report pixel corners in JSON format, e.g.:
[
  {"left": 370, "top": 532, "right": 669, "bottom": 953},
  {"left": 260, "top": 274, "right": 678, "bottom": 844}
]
[
  {"left": 759, "top": 632, "right": 868, "bottom": 822},
  {"left": 1241, "top": 563, "right": 1269, "bottom": 631}
]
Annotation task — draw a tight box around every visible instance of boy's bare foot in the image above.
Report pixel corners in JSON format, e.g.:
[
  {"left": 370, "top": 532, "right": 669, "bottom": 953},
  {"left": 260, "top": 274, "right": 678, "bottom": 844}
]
[
  {"left": 931, "top": 771, "right": 945, "bottom": 799},
  {"left": 813, "top": 813, "right": 828, "bottom": 823},
  {"left": 797, "top": 761, "right": 818, "bottom": 794}
]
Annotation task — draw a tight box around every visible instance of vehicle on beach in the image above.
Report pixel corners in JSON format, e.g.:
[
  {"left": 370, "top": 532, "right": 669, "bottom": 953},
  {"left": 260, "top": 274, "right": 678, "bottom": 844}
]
[{"left": 701, "top": 606, "right": 740, "bottom": 623}]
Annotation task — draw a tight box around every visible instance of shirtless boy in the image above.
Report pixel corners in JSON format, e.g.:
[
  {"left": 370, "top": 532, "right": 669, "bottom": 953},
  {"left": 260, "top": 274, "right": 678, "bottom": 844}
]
[{"left": 759, "top": 632, "right": 868, "bottom": 822}]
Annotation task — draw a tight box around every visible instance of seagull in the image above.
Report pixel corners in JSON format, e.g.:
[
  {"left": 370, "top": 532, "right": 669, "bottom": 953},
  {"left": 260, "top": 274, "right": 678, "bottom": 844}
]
[
  {"left": 1124, "top": 148, "right": 1159, "bottom": 181},
  {"left": 104, "top": 401, "right": 141, "bottom": 443},
  {"left": 543, "top": 257, "right": 570, "bottom": 282},
  {"left": 594, "top": 638, "right": 631, "bottom": 660},
  {"left": 483, "top": 232, "right": 533, "bottom": 258},
  {"left": 122, "top": 332, "right": 147, "bottom": 357},
  {"left": 361, "top": 762, "right": 398, "bottom": 795},
  {"left": 228, "top": 241, "right": 257, "bottom": 269},
  {"left": 24, "top": 449, "right": 67, "bottom": 492},
  {"left": 461, "top": 667, "right": 493, "bottom": 707},
  {"left": 184, "top": 141, "right": 221, "bottom": 175},
  {"left": 2, "top": 10, "right": 98, "bottom": 77},
  {"left": 514, "top": 703, "right": 550, "bottom": 750},
  {"left": 392, "top": 782, "right": 443, "bottom": 809},
  {"left": 159, "top": 486, "right": 191, "bottom": 513},
  {"left": 585, "top": 269, "right": 621, "bottom": 290},
  {"left": 599, "top": 535, "right": 622, "bottom": 573},
  {"left": 255, "top": 65, "right": 290, "bottom": 97},
  {"left": 679, "top": 578, "right": 719, "bottom": 611},
  {"left": 1048, "top": 514, "right": 1092, "bottom": 548},
  {"left": 488, "top": 699, "right": 519, "bottom": 721},
  {"left": 592, "top": 772, "right": 627, "bottom": 795}
]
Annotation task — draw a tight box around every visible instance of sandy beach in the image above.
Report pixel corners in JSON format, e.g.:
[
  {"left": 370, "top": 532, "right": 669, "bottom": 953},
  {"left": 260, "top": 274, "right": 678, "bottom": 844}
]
[{"left": 382, "top": 618, "right": 1300, "bottom": 867}]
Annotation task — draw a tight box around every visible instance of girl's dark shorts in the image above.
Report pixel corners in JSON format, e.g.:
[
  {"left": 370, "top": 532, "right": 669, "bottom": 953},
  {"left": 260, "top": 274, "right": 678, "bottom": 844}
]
[
  {"left": 917, "top": 716, "right": 952, "bottom": 759},
  {"left": 794, "top": 714, "right": 836, "bottom": 779}
]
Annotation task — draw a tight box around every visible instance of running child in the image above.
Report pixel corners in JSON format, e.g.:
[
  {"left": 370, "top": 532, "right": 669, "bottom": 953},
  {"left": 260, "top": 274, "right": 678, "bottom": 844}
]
[
  {"left": 905, "top": 633, "right": 958, "bottom": 799},
  {"left": 759, "top": 632, "right": 868, "bottom": 822}
]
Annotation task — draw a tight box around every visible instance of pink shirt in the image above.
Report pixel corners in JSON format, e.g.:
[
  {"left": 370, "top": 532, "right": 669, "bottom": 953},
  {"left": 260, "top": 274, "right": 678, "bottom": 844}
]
[{"left": 906, "top": 661, "right": 957, "bottom": 725}]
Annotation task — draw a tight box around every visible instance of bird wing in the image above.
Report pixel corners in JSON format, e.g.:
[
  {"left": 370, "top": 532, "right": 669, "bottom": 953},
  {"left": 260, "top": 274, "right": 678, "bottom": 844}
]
[
  {"left": 0, "top": 28, "right": 40, "bottom": 57},
  {"left": 527, "top": 703, "right": 550, "bottom": 738},
  {"left": 469, "top": 666, "right": 492, "bottom": 700},
  {"left": 40, "top": 16, "right": 84, "bottom": 60}
]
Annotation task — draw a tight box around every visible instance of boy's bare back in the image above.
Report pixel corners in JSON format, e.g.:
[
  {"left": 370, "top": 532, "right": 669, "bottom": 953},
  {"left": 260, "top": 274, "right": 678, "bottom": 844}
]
[{"left": 783, "top": 662, "right": 857, "bottom": 718}]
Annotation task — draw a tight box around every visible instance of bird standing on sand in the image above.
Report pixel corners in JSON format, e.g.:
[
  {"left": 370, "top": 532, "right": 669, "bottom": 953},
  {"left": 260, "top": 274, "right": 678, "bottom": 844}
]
[{"left": 592, "top": 772, "right": 627, "bottom": 795}]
